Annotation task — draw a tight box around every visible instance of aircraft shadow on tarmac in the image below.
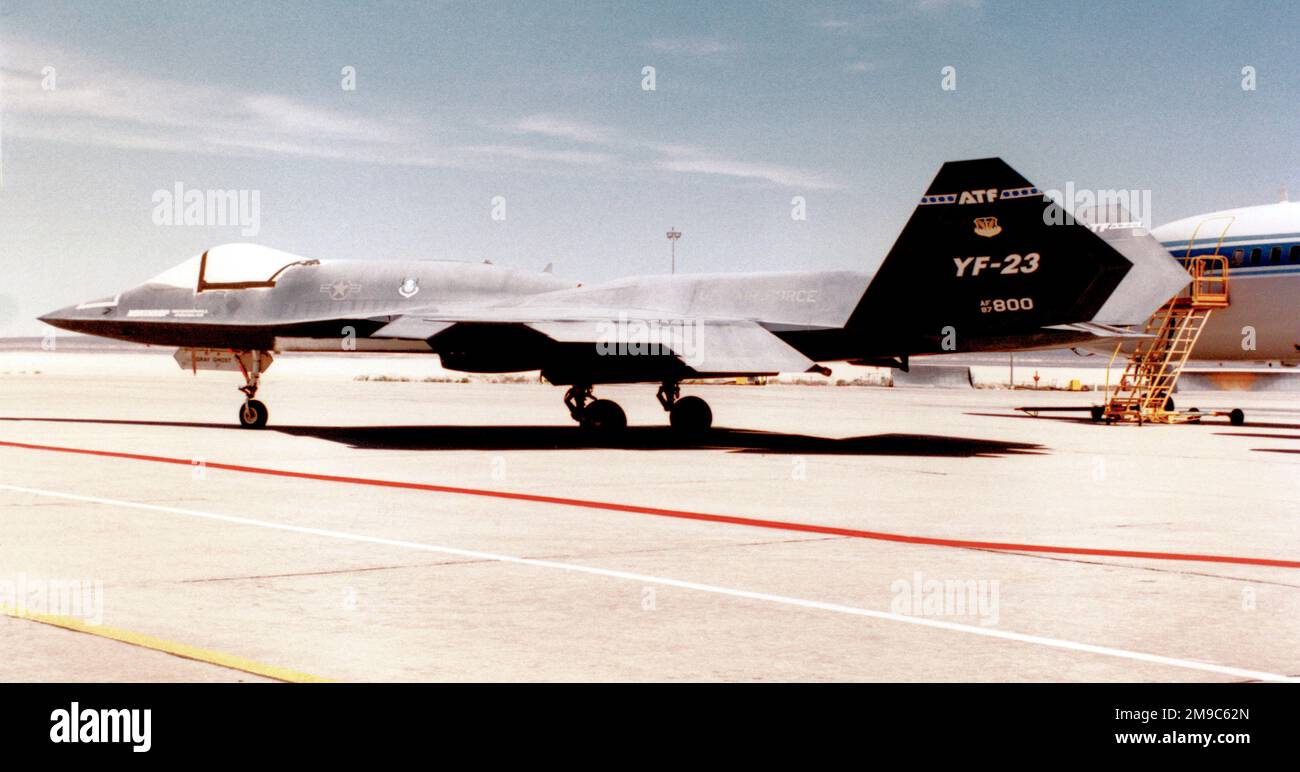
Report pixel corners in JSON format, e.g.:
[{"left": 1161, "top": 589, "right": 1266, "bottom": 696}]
[
  {"left": 967, "top": 411, "right": 1300, "bottom": 432},
  {"left": 1212, "top": 432, "right": 1300, "bottom": 440},
  {"left": 0, "top": 416, "right": 1044, "bottom": 457}
]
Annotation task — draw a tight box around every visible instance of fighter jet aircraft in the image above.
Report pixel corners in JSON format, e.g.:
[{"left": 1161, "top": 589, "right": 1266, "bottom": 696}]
[{"left": 39, "top": 158, "right": 1191, "bottom": 431}]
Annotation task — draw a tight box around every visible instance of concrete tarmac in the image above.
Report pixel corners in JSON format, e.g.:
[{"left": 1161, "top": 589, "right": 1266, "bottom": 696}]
[{"left": 1, "top": 357, "right": 1297, "bottom": 681}]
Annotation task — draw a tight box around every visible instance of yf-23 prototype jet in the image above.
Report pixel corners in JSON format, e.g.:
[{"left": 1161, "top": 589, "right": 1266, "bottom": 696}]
[{"left": 41, "top": 158, "right": 1189, "bottom": 431}]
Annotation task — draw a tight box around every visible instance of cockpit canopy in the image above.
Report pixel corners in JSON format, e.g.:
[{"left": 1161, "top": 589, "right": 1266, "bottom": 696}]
[{"left": 145, "top": 243, "right": 318, "bottom": 291}]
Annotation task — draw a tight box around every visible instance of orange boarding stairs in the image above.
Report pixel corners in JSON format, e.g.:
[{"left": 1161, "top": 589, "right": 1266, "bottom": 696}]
[{"left": 1099, "top": 223, "right": 1230, "bottom": 424}]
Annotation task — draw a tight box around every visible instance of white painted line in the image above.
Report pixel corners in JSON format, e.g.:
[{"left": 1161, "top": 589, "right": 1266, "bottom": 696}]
[{"left": 2, "top": 482, "right": 1293, "bottom": 682}]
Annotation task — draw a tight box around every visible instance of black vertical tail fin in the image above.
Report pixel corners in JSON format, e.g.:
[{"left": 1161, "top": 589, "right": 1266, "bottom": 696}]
[{"left": 846, "top": 158, "right": 1146, "bottom": 353}]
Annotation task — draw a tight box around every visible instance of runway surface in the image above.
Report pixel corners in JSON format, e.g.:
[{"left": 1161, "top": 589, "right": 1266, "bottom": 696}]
[{"left": 1, "top": 357, "right": 1298, "bottom": 681}]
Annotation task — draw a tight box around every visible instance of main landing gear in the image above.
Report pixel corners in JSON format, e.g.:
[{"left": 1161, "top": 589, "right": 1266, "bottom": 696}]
[
  {"left": 562, "top": 382, "right": 714, "bottom": 433},
  {"left": 564, "top": 385, "right": 626, "bottom": 431},
  {"left": 657, "top": 381, "right": 712, "bottom": 433},
  {"left": 236, "top": 350, "right": 269, "bottom": 429}
]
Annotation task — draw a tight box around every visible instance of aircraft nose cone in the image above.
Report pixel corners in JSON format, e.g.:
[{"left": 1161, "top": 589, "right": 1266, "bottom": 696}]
[{"left": 39, "top": 304, "right": 80, "bottom": 330}]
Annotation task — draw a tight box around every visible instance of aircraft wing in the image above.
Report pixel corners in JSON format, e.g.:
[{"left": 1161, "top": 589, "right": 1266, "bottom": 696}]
[
  {"left": 371, "top": 310, "right": 817, "bottom": 375},
  {"left": 527, "top": 318, "right": 815, "bottom": 374}
]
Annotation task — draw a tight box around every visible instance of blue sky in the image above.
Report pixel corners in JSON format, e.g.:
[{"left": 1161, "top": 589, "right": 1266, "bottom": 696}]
[{"left": 1, "top": 0, "right": 1297, "bottom": 335}]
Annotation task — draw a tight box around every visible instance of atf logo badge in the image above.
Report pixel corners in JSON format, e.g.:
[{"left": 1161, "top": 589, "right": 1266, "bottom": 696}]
[
  {"left": 320, "top": 280, "right": 362, "bottom": 300},
  {"left": 398, "top": 277, "right": 420, "bottom": 298},
  {"left": 973, "top": 217, "right": 1002, "bottom": 238}
]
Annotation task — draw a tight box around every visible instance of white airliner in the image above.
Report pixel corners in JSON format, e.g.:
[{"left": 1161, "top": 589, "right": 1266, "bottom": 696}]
[{"left": 1148, "top": 199, "right": 1300, "bottom": 363}]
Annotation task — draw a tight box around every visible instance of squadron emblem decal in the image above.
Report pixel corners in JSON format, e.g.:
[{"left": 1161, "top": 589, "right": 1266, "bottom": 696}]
[
  {"left": 398, "top": 277, "right": 420, "bottom": 298},
  {"left": 973, "top": 217, "right": 1002, "bottom": 238}
]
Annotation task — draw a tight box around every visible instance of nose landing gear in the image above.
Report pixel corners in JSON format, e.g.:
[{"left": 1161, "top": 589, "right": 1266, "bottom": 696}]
[
  {"left": 239, "top": 399, "right": 269, "bottom": 429},
  {"left": 235, "top": 350, "right": 270, "bottom": 429}
]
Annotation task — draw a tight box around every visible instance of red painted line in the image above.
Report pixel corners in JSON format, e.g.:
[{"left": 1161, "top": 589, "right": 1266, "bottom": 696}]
[{"left": 2, "top": 438, "right": 1297, "bottom": 569}]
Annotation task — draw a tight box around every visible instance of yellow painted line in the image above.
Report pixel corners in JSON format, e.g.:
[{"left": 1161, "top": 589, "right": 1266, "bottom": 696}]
[{"left": 2, "top": 605, "right": 332, "bottom": 683}]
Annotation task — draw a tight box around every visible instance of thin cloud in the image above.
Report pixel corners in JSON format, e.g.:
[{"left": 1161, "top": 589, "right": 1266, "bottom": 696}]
[
  {"left": 459, "top": 144, "right": 616, "bottom": 165},
  {"left": 914, "top": 0, "right": 983, "bottom": 11},
  {"left": 644, "top": 36, "right": 736, "bottom": 55},
  {"left": 512, "top": 113, "right": 841, "bottom": 189},
  {"left": 653, "top": 148, "right": 842, "bottom": 190},
  {"left": 512, "top": 114, "right": 620, "bottom": 145},
  {"left": 0, "top": 36, "right": 615, "bottom": 175},
  {"left": 2, "top": 36, "right": 836, "bottom": 188}
]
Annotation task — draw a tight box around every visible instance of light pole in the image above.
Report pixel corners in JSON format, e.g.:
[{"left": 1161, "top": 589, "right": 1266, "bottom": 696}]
[{"left": 666, "top": 227, "right": 681, "bottom": 274}]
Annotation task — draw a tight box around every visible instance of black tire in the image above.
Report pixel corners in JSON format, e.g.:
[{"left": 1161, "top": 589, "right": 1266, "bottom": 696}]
[
  {"left": 1229, "top": 408, "right": 1245, "bottom": 426},
  {"left": 1089, "top": 405, "right": 1104, "bottom": 422},
  {"left": 239, "top": 399, "right": 269, "bottom": 429},
  {"left": 582, "top": 399, "right": 626, "bottom": 431},
  {"left": 670, "top": 395, "right": 713, "bottom": 432},
  {"left": 1164, "top": 396, "right": 1175, "bottom": 411}
]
